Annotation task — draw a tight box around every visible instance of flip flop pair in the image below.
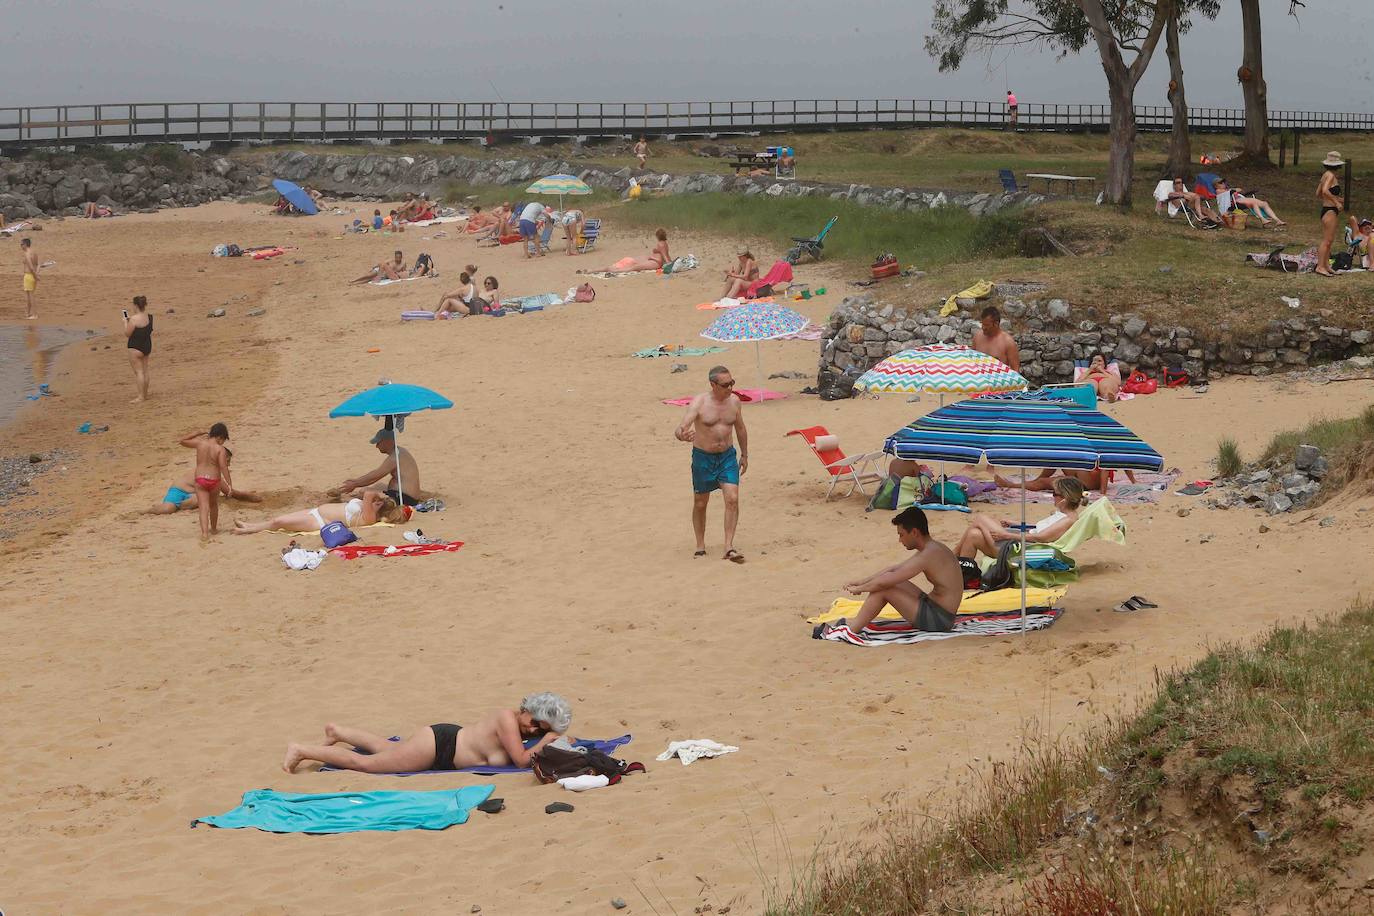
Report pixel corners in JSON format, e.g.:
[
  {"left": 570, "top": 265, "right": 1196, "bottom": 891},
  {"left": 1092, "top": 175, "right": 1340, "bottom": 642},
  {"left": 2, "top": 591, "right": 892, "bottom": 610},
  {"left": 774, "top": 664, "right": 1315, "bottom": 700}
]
[{"left": 1113, "top": 595, "right": 1158, "bottom": 614}]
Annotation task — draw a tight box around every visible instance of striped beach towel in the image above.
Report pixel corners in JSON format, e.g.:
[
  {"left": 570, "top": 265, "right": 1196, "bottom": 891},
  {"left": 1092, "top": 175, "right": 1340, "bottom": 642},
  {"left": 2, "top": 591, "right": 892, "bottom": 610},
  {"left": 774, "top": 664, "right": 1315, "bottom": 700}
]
[{"left": 814, "top": 608, "right": 1063, "bottom": 646}]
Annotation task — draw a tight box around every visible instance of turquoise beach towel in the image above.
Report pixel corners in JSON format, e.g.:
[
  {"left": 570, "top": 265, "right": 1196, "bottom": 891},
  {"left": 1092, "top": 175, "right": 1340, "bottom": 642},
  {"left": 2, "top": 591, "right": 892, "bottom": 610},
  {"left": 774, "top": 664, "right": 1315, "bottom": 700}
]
[{"left": 194, "top": 785, "right": 494, "bottom": 834}]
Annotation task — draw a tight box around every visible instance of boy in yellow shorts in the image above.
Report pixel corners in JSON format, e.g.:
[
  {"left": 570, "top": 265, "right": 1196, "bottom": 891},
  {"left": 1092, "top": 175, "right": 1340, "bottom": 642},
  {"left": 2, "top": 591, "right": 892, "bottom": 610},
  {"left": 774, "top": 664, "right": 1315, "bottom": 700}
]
[{"left": 20, "top": 238, "right": 38, "bottom": 319}]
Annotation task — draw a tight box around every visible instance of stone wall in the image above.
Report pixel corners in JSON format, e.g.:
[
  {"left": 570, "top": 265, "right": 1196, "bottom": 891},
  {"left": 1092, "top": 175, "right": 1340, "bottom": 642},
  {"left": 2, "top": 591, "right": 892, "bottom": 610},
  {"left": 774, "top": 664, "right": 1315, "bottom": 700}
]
[
  {"left": 0, "top": 153, "right": 258, "bottom": 217},
  {"left": 263, "top": 150, "right": 1042, "bottom": 217},
  {"left": 819, "top": 290, "right": 1374, "bottom": 389}
]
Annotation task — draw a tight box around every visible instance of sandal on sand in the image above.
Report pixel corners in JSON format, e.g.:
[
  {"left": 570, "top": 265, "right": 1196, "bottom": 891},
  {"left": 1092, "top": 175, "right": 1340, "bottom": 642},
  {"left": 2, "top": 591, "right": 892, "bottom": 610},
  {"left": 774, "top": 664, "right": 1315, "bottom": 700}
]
[
  {"left": 723, "top": 549, "right": 746, "bottom": 564},
  {"left": 1113, "top": 596, "right": 1157, "bottom": 613},
  {"left": 693, "top": 550, "right": 707, "bottom": 558},
  {"left": 1129, "top": 595, "right": 1158, "bottom": 608}
]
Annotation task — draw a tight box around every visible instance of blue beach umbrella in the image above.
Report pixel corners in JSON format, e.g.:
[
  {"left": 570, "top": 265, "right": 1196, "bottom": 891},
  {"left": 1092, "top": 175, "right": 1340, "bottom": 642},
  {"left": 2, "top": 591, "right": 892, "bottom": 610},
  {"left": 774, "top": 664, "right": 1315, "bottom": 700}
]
[
  {"left": 272, "top": 178, "right": 319, "bottom": 216},
  {"left": 330, "top": 384, "right": 453, "bottom": 504},
  {"left": 885, "top": 396, "right": 1162, "bottom": 625}
]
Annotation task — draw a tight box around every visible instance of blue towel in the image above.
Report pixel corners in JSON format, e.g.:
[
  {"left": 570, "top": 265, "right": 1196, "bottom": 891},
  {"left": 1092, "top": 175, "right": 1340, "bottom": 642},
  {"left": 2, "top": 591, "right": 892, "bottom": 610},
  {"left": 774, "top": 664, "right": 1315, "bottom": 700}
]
[
  {"left": 195, "top": 785, "right": 494, "bottom": 834},
  {"left": 320, "top": 733, "right": 634, "bottom": 776}
]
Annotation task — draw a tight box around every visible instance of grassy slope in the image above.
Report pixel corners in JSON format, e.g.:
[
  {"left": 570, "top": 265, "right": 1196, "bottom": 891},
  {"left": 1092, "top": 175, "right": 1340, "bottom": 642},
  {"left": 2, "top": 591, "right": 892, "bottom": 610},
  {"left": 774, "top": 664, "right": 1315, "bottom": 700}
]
[{"left": 769, "top": 600, "right": 1374, "bottom": 915}]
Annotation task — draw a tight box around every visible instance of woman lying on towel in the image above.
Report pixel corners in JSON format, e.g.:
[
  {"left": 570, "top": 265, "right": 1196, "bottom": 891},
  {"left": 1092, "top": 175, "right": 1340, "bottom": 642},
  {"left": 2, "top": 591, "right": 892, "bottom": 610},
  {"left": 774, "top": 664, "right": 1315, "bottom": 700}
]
[
  {"left": 282, "top": 692, "right": 572, "bottom": 773},
  {"left": 956, "top": 477, "right": 1084, "bottom": 561},
  {"left": 232, "top": 490, "right": 407, "bottom": 534},
  {"left": 586, "top": 228, "right": 669, "bottom": 274}
]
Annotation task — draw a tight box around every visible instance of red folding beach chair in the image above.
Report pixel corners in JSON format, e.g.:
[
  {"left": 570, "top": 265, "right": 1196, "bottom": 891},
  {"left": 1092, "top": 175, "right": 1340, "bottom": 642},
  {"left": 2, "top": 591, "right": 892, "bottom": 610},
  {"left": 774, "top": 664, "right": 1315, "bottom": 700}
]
[{"left": 785, "top": 426, "right": 886, "bottom": 499}]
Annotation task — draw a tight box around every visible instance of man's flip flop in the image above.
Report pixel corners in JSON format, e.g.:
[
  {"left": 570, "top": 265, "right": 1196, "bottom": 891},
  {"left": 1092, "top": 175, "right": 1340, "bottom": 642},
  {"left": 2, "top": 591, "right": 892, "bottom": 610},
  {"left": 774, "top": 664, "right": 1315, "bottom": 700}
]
[
  {"left": 1113, "top": 596, "right": 1157, "bottom": 613},
  {"left": 693, "top": 550, "right": 706, "bottom": 558},
  {"left": 1129, "top": 595, "right": 1158, "bottom": 608},
  {"left": 723, "top": 549, "right": 745, "bottom": 564}
]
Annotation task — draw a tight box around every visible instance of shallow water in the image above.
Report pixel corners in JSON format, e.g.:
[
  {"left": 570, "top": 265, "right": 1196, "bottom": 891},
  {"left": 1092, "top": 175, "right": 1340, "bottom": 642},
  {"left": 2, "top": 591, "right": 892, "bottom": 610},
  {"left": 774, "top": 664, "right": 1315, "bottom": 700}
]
[{"left": 0, "top": 324, "right": 100, "bottom": 429}]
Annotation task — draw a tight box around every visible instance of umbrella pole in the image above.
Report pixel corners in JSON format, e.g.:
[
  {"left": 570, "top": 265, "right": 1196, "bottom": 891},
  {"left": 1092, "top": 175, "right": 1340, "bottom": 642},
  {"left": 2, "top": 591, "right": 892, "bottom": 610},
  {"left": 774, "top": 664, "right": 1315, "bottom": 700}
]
[
  {"left": 755, "top": 340, "right": 764, "bottom": 401},
  {"left": 392, "top": 415, "right": 404, "bottom": 516},
  {"left": 939, "top": 393, "right": 947, "bottom": 506},
  {"left": 1020, "top": 467, "right": 1028, "bottom": 633}
]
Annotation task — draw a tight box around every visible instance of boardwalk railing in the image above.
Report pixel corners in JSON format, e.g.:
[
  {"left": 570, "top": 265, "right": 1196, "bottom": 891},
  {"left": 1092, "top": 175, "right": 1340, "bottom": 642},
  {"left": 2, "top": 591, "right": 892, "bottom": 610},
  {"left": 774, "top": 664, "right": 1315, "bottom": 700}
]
[{"left": 2, "top": 100, "right": 1371, "bottom": 148}]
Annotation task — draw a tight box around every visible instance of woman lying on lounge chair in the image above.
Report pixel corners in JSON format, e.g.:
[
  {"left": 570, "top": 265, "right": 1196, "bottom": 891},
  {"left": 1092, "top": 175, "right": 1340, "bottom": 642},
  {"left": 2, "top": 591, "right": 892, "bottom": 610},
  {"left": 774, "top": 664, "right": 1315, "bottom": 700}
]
[
  {"left": 233, "top": 490, "right": 407, "bottom": 534},
  {"left": 586, "top": 228, "right": 669, "bottom": 274},
  {"left": 1214, "top": 178, "right": 1285, "bottom": 227},
  {"left": 956, "top": 478, "right": 1084, "bottom": 561},
  {"left": 1082, "top": 352, "right": 1122, "bottom": 402}
]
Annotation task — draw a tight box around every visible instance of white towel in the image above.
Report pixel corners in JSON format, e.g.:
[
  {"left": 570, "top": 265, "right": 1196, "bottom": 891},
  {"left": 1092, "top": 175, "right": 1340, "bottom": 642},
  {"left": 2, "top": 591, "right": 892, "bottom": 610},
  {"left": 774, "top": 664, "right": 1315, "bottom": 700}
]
[
  {"left": 558, "top": 774, "right": 610, "bottom": 792},
  {"left": 656, "top": 739, "right": 739, "bottom": 766},
  {"left": 281, "top": 548, "right": 327, "bottom": 571}
]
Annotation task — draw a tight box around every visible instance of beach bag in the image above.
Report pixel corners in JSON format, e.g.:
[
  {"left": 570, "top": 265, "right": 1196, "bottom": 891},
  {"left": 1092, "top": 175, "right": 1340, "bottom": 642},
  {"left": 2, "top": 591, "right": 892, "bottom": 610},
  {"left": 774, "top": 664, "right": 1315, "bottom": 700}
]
[
  {"left": 574, "top": 282, "right": 596, "bottom": 302},
  {"left": 414, "top": 252, "right": 434, "bottom": 274},
  {"left": 319, "top": 522, "right": 357, "bottom": 549},
  {"left": 532, "top": 746, "right": 630, "bottom": 784},
  {"left": 924, "top": 478, "right": 968, "bottom": 507},
  {"left": 1333, "top": 251, "right": 1354, "bottom": 271},
  {"left": 226, "top": 244, "right": 243, "bottom": 257},
  {"left": 1162, "top": 367, "right": 1190, "bottom": 388},
  {"left": 870, "top": 253, "right": 900, "bottom": 279},
  {"left": 867, "top": 475, "right": 902, "bottom": 512},
  {"left": 896, "top": 473, "right": 934, "bottom": 509},
  {"left": 1121, "top": 370, "right": 1158, "bottom": 395}
]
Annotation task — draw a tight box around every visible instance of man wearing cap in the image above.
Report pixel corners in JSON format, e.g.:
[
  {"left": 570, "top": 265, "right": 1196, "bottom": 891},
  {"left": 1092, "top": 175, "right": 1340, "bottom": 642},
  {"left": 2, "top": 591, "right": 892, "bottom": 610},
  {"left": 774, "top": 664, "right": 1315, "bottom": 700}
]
[
  {"left": 1349, "top": 215, "right": 1373, "bottom": 269},
  {"left": 331, "top": 428, "right": 422, "bottom": 506}
]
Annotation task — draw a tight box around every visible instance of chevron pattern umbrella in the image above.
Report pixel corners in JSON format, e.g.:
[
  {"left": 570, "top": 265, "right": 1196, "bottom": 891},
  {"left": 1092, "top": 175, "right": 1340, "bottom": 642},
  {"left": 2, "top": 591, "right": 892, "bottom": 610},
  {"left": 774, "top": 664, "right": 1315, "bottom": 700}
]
[{"left": 852, "top": 344, "right": 1026, "bottom": 395}]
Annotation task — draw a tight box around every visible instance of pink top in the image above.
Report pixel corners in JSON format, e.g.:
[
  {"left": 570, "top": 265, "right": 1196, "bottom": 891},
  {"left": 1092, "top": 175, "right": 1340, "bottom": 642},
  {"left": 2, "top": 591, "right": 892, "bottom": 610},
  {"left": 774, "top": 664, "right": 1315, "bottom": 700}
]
[{"left": 1007, "top": 93, "right": 1018, "bottom": 106}]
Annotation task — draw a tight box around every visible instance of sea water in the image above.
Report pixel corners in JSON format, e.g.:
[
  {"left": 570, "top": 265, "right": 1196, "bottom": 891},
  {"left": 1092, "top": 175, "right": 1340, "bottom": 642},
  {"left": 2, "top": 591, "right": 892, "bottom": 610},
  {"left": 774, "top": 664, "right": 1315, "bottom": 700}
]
[{"left": 0, "top": 325, "right": 99, "bottom": 428}]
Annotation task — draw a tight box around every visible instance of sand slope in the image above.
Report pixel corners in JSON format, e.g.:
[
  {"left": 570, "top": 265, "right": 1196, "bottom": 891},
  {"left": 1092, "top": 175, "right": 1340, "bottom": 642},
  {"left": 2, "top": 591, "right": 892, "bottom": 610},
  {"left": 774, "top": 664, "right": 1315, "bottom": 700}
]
[{"left": 2, "top": 203, "right": 1373, "bottom": 914}]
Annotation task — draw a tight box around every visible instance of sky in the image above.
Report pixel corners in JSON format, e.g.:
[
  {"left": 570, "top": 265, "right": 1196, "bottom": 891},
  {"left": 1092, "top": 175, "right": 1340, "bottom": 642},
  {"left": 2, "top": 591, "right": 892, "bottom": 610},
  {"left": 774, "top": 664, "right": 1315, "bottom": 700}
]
[{"left": 2, "top": 1, "right": 1369, "bottom": 113}]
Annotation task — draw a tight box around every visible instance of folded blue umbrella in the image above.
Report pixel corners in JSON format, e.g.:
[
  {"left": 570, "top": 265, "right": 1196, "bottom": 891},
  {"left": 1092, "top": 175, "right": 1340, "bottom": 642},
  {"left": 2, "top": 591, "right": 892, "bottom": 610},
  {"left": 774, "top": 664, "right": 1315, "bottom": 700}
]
[{"left": 194, "top": 785, "right": 494, "bottom": 834}]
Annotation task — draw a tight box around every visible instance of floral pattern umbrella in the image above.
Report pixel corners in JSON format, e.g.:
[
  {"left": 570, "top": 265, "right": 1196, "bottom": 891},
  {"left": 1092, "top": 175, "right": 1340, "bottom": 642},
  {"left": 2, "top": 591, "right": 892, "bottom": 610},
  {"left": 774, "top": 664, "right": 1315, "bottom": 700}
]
[{"left": 700, "top": 303, "right": 811, "bottom": 402}]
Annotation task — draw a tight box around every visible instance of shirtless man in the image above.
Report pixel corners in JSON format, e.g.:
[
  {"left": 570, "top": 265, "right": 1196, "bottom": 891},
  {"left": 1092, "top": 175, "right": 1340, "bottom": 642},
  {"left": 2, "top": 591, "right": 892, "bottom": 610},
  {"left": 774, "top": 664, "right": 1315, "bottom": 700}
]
[
  {"left": 331, "top": 428, "right": 422, "bottom": 506},
  {"left": 179, "top": 424, "right": 232, "bottom": 540},
  {"left": 822, "top": 505, "right": 964, "bottom": 637},
  {"left": 148, "top": 449, "right": 262, "bottom": 514},
  {"left": 282, "top": 691, "right": 572, "bottom": 774},
  {"left": 972, "top": 305, "right": 1021, "bottom": 372},
  {"left": 675, "top": 365, "right": 749, "bottom": 563},
  {"left": 351, "top": 250, "right": 405, "bottom": 284},
  {"left": 20, "top": 238, "right": 39, "bottom": 319}
]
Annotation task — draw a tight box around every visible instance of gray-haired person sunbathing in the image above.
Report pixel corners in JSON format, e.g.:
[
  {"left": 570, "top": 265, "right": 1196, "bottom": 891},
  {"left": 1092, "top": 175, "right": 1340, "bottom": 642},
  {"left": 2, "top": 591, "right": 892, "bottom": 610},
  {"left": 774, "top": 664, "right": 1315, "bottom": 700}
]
[{"left": 282, "top": 692, "right": 573, "bottom": 773}]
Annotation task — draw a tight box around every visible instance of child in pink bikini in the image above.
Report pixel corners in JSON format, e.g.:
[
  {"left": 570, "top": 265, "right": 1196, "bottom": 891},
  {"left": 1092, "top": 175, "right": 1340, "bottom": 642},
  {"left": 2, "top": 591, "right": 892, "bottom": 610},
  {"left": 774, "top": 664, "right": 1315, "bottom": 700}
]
[{"left": 179, "top": 424, "right": 232, "bottom": 540}]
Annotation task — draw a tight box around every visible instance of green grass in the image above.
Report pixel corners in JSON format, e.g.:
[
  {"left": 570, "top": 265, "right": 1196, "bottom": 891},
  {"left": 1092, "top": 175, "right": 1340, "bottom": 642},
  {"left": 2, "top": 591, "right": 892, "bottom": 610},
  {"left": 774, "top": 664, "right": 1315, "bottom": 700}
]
[
  {"left": 612, "top": 192, "right": 1032, "bottom": 268},
  {"left": 1216, "top": 438, "right": 1243, "bottom": 478},
  {"left": 768, "top": 600, "right": 1374, "bottom": 914},
  {"left": 1258, "top": 404, "right": 1374, "bottom": 465}
]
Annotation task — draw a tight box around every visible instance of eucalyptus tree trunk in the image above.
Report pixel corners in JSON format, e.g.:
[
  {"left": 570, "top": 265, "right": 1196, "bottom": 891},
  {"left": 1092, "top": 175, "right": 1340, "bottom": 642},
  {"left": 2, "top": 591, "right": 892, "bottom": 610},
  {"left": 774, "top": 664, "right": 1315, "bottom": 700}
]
[
  {"left": 1239, "top": 0, "right": 1270, "bottom": 162},
  {"left": 1163, "top": 7, "right": 1193, "bottom": 177}
]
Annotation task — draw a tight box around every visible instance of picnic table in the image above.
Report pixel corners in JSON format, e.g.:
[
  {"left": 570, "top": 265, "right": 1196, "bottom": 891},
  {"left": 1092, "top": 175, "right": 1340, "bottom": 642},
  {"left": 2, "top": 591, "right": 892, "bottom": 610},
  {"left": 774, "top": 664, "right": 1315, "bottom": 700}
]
[
  {"left": 1024, "top": 173, "right": 1098, "bottom": 195},
  {"left": 728, "top": 152, "right": 776, "bottom": 174}
]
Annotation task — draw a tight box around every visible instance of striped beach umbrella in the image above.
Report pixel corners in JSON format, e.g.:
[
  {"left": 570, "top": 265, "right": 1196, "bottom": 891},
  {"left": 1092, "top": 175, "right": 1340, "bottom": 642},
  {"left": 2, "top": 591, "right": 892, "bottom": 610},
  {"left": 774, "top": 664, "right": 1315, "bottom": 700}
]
[
  {"left": 884, "top": 396, "right": 1162, "bottom": 625},
  {"left": 525, "top": 174, "right": 593, "bottom": 210},
  {"left": 700, "top": 303, "right": 810, "bottom": 402},
  {"left": 852, "top": 344, "right": 1027, "bottom": 395}
]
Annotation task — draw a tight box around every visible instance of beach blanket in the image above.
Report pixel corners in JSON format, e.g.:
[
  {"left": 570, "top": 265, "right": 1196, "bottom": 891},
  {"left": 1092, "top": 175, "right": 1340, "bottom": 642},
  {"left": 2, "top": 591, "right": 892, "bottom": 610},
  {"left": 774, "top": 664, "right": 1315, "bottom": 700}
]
[
  {"left": 413, "top": 215, "right": 468, "bottom": 226},
  {"left": 696, "top": 296, "right": 775, "bottom": 310},
  {"left": 505, "top": 292, "right": 563, "bottom": 312},
  {"left": 371, "top": 275, "right": 437, "bottom": 286},
  {"left": 634, "top": 345, "right": 728, "bottom": 358},
  {"left": 941, "top": 279, "right": 995, "bottom": 317},
  {"left": 402, "top": 310, "right": 438, "bottom": 321},
  {"left": 1246, "top": 247, "right": 1318, "bottom": 273},
  {"left": 969, "top": 470, "right": 1179, "bottom": 506},
  {"left": 322, "top": 735, "right": 634, "bottom": 777},
  {"left": 0, "top": 221, "right": 32, "bottom": 236},
  {"left": 661, "top": 254, "right": 699, "bottom": 274},
  {"left": 194, "top": 785, "right": 494, "bottom": 834},
  {"left": 251, "top": 247, "right": 287, "bottom": 260},
  {"left": 815, "top": 608, "right": 1063, "bottom": 646},
  {"left": 807, "top": 586, "right": 1068, "bottom": 625},
  {"left": 662, "top": 388, "right": 787, "bottom": 406},
  {"left": 780, "top": 322, "right": 824, "bottom": 341},
  {"left": 745, "top": 260, "right": 793, "bottom": 299},
  {"left": 283, "top": 520, "right": 398, "bottom": 537},
  {"left": 330, "top": 540, "right": 464, "bottom": 560}
]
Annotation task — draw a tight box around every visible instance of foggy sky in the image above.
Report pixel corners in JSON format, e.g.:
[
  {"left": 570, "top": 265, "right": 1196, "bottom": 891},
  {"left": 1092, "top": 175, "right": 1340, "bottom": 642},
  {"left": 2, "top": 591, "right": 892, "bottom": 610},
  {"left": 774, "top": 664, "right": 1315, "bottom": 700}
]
[{"left": 2, "top": 1, "right": 1368, "bottom": 113}]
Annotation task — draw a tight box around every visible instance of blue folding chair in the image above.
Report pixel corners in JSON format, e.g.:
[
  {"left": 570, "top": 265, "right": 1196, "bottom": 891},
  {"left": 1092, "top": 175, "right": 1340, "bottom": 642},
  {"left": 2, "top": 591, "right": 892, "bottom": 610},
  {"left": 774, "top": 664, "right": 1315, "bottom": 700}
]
[
  {"left": 577, "top": 217, "right": 602, "bottom": 253},
  {"left": 785, "top": 216, "right": 838, "bottom": 265},
  {"left": 998, "top": 169, "right": 1026, "bottom": 193}
]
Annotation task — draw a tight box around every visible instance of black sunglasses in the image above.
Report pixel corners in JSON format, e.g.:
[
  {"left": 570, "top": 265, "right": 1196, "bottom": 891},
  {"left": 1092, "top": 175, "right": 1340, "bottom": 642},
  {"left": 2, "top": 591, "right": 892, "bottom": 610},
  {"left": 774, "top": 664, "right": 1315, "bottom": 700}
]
[{"left": 714, "top": 379, "right": 735, "bottom": 388}]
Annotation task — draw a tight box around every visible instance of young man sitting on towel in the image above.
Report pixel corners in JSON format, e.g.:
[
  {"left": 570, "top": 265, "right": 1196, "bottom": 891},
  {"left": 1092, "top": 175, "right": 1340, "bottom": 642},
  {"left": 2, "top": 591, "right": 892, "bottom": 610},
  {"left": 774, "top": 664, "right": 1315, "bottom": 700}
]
[
  {"left": 823, "top": 506, "right": 964, "bottom": 637},
  {"left": 282, "top": 692, "right": 572, "bottom": 773}
]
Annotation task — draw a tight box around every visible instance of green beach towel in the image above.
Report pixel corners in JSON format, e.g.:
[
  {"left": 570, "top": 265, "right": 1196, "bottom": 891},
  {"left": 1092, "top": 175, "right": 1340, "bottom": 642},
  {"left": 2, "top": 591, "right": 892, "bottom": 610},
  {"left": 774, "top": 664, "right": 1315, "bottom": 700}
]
[
  {"left": 1048, "top": 497, "right": 1126, "bottom": 552},
  {"left": 194, "top": 785, "right": 494, "bottom": 834},
  {"left": 633, "top": 345, "right": 727, "bottom": 358}
]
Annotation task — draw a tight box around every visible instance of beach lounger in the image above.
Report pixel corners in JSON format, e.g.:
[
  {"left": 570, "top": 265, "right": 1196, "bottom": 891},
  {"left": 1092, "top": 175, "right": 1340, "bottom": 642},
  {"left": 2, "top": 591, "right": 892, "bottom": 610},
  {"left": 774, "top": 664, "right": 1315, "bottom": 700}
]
[
  {"left": 998, "top": 169, "right": 1027, "bottom": 193},
  {"left": 976, "top": 496, "right": 1127, "bottom": 588},
  {"left": 1153, "top": 180, "right": 1218, "bottom": 231},
  {"left": 785, "top": 216, "right": 838, "bottom": 265},
  {"left": 786, "top": 425, "right": 885, "bottom": 499},
  {"left": 577, "top": 218, "right": 602, "bottom": 253}
]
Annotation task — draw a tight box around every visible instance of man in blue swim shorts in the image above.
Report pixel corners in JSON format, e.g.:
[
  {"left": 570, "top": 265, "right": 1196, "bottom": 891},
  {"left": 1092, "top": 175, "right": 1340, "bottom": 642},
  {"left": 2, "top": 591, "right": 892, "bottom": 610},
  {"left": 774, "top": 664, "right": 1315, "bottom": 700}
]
[
  {"left": 147, "top": 449, "right": 263, "bottom": 515},
  {"left": 674, "top": 365, "right": 749, "bottom": 563}
]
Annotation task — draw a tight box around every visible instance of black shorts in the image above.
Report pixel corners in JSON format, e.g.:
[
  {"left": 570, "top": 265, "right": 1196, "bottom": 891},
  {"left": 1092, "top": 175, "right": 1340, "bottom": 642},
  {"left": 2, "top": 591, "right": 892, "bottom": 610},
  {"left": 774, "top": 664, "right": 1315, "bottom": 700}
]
[
  {"left": 914, "top": 594, "right": 956, "bottom": 633},
  {"left": 383, "top": 488, "right": 421, "bottom": 507},
  {"left": 429, "top": 723, "right": 462, "bottom": 770}
]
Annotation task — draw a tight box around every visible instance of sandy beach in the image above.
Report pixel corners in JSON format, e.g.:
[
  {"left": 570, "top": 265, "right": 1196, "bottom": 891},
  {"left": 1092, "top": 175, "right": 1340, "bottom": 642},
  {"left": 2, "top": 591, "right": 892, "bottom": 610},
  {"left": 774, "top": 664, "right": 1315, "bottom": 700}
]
[{"left": 3, "top": 201, "right": 1373, "bottom": 914}]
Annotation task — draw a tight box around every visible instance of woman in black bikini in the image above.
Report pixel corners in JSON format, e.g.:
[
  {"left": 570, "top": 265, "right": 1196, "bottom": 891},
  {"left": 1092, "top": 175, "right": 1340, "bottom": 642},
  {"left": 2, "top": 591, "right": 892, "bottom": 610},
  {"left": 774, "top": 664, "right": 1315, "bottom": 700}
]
[
  {"left": 1316, "top": 152, "right": 1345, "bottom": 278},
  {"left": 123, "top": 295, "right": 153, "bottom": 402}
]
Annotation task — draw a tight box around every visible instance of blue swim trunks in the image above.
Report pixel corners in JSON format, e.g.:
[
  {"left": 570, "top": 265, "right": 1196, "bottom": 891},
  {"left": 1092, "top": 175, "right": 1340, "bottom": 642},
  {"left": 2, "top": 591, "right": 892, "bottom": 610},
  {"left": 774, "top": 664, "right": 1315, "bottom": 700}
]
[
  {"left": 518, "top": 219, "right": 538, "bottom": 238},
  {"left": 163, "top": 485, "right": 192, "bottom": 505},
  {"left": 691, "top": 446, "right": 740, "bottom": 494}
]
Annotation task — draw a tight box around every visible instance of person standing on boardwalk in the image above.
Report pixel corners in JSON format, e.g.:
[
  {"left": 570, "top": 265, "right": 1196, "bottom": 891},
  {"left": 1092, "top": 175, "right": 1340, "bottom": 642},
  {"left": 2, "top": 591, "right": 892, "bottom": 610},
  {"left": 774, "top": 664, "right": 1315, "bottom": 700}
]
[
  {"left": 675, "top": 366, "right": 748, "bottom": 563},
  {"left": 20, "top": 238, "right": 39, "bottom": 319},
  {"left": 1006, "top": 90, "right": 1018, "bottom": 130},
  {"left": 123, "top": 295, "right": 153, "bottom": 402}
]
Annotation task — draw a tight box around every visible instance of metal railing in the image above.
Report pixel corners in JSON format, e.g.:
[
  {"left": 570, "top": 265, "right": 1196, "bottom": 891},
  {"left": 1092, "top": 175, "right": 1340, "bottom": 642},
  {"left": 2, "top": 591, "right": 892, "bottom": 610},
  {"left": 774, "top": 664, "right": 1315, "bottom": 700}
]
[{"left": 1, "top": 100, "right": 1371, "bottom": 148}]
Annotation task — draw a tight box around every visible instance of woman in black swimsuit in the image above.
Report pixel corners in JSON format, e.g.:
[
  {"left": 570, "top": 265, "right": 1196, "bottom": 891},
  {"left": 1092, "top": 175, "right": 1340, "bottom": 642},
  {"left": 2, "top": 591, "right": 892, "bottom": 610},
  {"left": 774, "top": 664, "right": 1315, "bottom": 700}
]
[
  {"left": 123, "top": 295, "right": 153, "bottom": 402},
  {"left": 1316, "top": 152, "right": 1345, "bottom": 277}
]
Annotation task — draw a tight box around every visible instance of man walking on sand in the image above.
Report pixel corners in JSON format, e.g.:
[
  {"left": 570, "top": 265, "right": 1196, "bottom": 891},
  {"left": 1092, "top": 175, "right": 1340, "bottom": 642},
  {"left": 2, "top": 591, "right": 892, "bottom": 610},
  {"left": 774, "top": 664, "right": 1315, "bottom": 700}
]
[
  {"left": 179, "top": 424, "right": 232, "bottom": 540},
  {"left": 972, "top": 305, "right": 1021, "bottom": 372},
  {"left": 20, "top": 238, "right": 39, "bottom": 319},
  {"left": 821, "top": 505, "right": 964, "bottom": 638},
  {"left": 675, "top": 366, "right": 748, "bottom": 563}
]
